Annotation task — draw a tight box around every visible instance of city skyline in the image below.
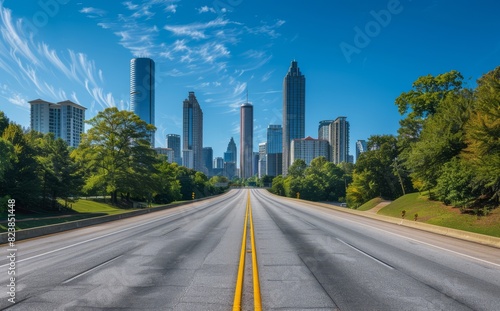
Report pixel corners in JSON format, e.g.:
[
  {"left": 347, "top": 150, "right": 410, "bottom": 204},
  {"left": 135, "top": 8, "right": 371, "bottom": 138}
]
[{"left": 1, "top": 2, "right": 500, "bottom": 159}]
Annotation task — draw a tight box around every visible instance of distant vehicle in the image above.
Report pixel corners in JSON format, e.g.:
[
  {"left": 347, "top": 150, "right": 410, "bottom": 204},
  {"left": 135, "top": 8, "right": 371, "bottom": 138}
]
[{"left": 340, "top": 203, "right": 347, "bottom": 207}]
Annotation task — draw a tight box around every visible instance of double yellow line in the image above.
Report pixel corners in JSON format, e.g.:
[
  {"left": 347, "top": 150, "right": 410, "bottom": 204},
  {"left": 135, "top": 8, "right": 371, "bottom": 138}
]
[{"left": 233, "top": 191, "right": 262, "bottom": 311}]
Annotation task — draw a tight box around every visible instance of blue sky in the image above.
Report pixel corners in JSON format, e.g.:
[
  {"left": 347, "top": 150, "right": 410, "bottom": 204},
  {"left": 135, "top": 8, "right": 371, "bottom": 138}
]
[{"left": 1, "top": 0, "right": 499, "bottom": 161}]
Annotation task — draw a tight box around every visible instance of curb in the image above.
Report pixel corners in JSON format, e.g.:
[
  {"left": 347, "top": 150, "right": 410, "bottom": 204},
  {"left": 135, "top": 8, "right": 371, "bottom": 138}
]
[
  {"left": 0, "top": 194, "right": 222, "bottom": 244},
  {"left": 270, "top": 193, "right": 500, "bottom": 249}
]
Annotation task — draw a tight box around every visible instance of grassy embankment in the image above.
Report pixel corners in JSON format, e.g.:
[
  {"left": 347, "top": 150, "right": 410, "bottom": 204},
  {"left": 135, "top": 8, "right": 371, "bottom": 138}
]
[
  {"left": 0, "top": 200, "right": 139, "bottom": 232},
  {"left": 357, "top": 197, "right": 384, "bottom": 211},
  {"left": 376, "top": 193, "right": 500, "bottom": 237}
]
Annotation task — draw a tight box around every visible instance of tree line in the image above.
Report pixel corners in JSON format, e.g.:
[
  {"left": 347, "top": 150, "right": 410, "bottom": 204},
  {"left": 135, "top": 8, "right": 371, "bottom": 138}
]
[
  {"left": 272, "top": 66, "right": 499, "bottom": 213},
  {"left": 0, "top": 107, "right": 226, "bottom": 213}
]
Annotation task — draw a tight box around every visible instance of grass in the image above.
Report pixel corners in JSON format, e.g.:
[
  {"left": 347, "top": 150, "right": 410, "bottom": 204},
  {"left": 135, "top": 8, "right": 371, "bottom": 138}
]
[
  {"left": 0, "top": 199, "right": 139, "bottom": 232},
  {"left": 357, "top": 197, "right": 383, "bottom": 211},
  {"left": 378, "top": 193, "right": 500, "bottom": 237}
]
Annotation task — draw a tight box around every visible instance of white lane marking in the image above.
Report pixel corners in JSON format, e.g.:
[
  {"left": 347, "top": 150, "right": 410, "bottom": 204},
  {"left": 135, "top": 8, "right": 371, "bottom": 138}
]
[
  {"left": 337, "top": 238, "right": 394, "bottom": 270},
  {"left": 62, "top": 255, "right": 123, "bottom": 284},
  {"left": 259, "top": 191, "right": 500, "bottom": 269},
  {"left": 0, "top": 193, "right": 243, "bottom": 268}
]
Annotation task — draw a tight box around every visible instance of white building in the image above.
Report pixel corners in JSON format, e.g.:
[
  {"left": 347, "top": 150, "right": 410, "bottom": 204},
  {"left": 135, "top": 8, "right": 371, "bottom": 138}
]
[
  {"left": 29, "top": 99, "right": 86, "bottom": 148},
  {"left": 290, "top": 136, "right": 330, "bottom": 166}
]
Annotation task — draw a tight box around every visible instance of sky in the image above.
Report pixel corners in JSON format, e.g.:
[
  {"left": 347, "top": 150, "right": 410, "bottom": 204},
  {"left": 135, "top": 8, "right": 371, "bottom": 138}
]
[{"left": 1, "top": 0, "right": 499, "bottom": 162}]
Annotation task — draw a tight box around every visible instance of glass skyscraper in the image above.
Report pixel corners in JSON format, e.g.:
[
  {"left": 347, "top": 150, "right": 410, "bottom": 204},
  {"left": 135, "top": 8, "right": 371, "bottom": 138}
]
[
  {"left": 266, "top": 124, "right": 282, "bottom": 177},
  {"left": 166, "top": 134, "right": 182, "bottom": 165},
  {"left": 183, "top": 92, "right": 203, "bottom": 171},
  {"left": 282, "top": 60, "right": 305, "bottom": 175},
  {"left": 130, "top": 58, "right": 155, "bottom": 147}
]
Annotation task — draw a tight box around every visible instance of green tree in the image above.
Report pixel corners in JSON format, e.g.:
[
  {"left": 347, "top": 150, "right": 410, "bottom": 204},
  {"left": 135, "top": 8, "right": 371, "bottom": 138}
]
[
  {"left": 0, "top": 111, "right": 9, "bottom": 135},
  {"left": 75, "top": 108, "right": 157, "bottom": 204},
  {"left": 34, "top": 133, "right": 84, "bottom": 209},
  {"left": 435, "top": 157, "right": 476, "bottom": 207},
  {"left": 1, "top": 124, "right": 41, "bottom": 209},
  {"left": 406, "top": 91, "right": 473, "bottom": 194},
  {"left": 464, "top": 66, "right": 500, "bottom": 205},
  {"left": 395, "top": 70, "right": 464, "bottom": 166},
  {"left": 270, "top": 175, "right": 285, "bottom": 196}
]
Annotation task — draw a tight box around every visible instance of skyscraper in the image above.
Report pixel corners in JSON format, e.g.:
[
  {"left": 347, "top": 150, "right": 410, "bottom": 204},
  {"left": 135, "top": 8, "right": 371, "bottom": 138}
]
[
  {"left": 29, "top": 99, "right": 86, "bottom": 148},
  {"left": 282, "top": 60, "right": 305, "bottom": 175},
  {"left": 240, "top": 103, "right": 253, "bottom": 179},
  {"left": 182, "top": 92, "right": 203, "bottom": 171},
  {"left": 356, "top": 139, "right": 367, "bottom": 162},
  {"left": 202, "top": 147, "right": 213, "bottom": 176},
  {"left": 166, "top": 134, "right": 182, "bottom": 165},
  {"left": 130, "top": 58, "right": 155, "bottom": 147},
  {"left": 224, "top": 137, "right": 237, "bottom": 163},
  {"left": 318, "top": 120, "right": 333, "bottom": 161},
  {"left": 330, "top": 116, "right": 350, "bottom": 164},
  {"left": 258, "top": 142, "right": 267, "bottom": 178},
  {"left": 266, "top": 124, "right": 282, "bottom": 177}
]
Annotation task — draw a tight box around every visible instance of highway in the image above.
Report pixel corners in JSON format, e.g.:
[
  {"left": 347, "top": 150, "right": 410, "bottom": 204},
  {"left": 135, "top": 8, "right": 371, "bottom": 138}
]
[{"left": 1, "top": 189, "right": 499, "bottom": 310}]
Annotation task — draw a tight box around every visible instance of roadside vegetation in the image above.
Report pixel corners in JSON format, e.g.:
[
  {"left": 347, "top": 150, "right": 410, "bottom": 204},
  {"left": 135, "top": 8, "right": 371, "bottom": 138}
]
[
  {"left": 0, "top": 108, "right": 228, "bottom": 217},
  {"left": 378, "top": 193, "right": 500, "bottom": 237},
  {"left": 270, "top": 65, "right": 499, "bottom": 218}
]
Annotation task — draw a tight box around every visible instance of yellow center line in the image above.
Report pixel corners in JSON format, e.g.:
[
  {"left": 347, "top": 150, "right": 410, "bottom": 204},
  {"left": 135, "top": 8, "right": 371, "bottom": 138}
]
[
  {"left": 249, "top": 191, "right": 262, "bottom": 310},
  {"left": 233, "top": 190, "right": 262, "bottom": 311}
]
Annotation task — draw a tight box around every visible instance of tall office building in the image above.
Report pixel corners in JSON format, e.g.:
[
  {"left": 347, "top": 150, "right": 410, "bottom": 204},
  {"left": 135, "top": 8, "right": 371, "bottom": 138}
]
[
  {"left": 202, "top": 147, "right": 213, "bottom": 176},
  {"left": 224, "top": 137, "right": 237, "bottom": 163},
  {"left": 318, "top": 120, "right": 333, "bottom": 161},
  {"left": 166, "top": 134, "right": 182, "bottom": 165},
  {"left": 282, "top": 60, "right": 305, "bottom": 175},
  {"left": 290, "top": 137, "right": 329, "bottom": 166},
  {"left": 182, "top": 92, "right": 203, "bottom": 171},
  {"left": 330, "top": 116, "right": 350, "bottom": 164},
  {"left": 258, "top": 142, "right": 267, "bottom": 178},
  {"left": 29, "top": 99, "right": 86, "bottom": 148},
  {"left": 356, "top": 139, "right": 367, "bottom": 162},
  {"left": 130, "top": 58, "right": 155, "bottom": 147},
  {"left": 240, "top": 103, "right": 253, "bottom": 179},
  {"left": 266, "top": 125, "right": 282, "bottom": 177},
  {"left": 154, "top": 148, "right": 174, "bottom": 163}
]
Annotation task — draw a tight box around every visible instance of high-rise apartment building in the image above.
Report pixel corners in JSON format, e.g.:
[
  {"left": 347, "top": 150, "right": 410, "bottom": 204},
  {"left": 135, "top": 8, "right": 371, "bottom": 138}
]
[
  {"left": 330, "top": 116, "right": 350, "bottom": 164},
  {"left": 290, "top": 136, "right": 329, "bottom": 166},
  {"left": 266, "top": 124, "right": 282, "bottom": 177},
  {"left": 166, "top": 134, "right": 182, "bottom": 165},
  {"left": 318, "top": 120, "right": 333, "bottom": 161},
  {"left": 356, "top": 139, "right": 367, "bottom": 162},
  {"left": 130, "top": 58, "right": 155, "bottom": 147},
  {"left": 282, "top": 60, "right": 305, "bottom": 175},
  {"left": 182, "top": 92, "right": 203, "bottom": 171},
  {"left": 240, "top": 103, "right": 253, "bottom": 179},
  {"left": 29, "top": 99, "right": 86, "bottom": 148}
]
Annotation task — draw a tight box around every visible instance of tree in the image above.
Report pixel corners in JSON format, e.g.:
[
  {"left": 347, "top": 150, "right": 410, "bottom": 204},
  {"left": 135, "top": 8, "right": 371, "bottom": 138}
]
[
  {"left": 395, "top": 70, "right": 464, "bottom": 163},
  {"left": 0, "top": 111, "right": 9, "bottom": 135},
  {"left": 75, "top": 108, "right": 157, "bottom": 204},
  {"left": 34, "top": 133, "right": 83, "bottom": 209},
  {"left": 464, "top": 66, "right": 500, "bottom": 205},
  {"left": 1, "top": 124, "right": 41, "bottom": 209},
  {"left": 405, "top": 91, "right": 473, "bottom": 194}
]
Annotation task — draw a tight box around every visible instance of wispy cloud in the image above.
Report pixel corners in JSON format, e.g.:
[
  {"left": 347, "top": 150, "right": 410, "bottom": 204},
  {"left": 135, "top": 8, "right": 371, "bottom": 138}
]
[
  {"left": 0, "top": 2, "right": 118, "bottom": 111},
  {"left": 197, "top": 6, "right": 216, "bottom": 14},
  {"left": 79, "top": 7, "right": 107, "bottom": 17},
  {"left": 164, "top": 18, "right": 232, "bottom": 40},
  {"left": 246, "top": 19, "right": 286, "bottom": 38}
]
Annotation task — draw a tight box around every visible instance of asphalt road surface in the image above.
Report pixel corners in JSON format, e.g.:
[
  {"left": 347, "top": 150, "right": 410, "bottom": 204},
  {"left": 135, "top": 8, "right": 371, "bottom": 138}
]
[{"left": 1, "top": 189, "right": 499, "bottom": 310}]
